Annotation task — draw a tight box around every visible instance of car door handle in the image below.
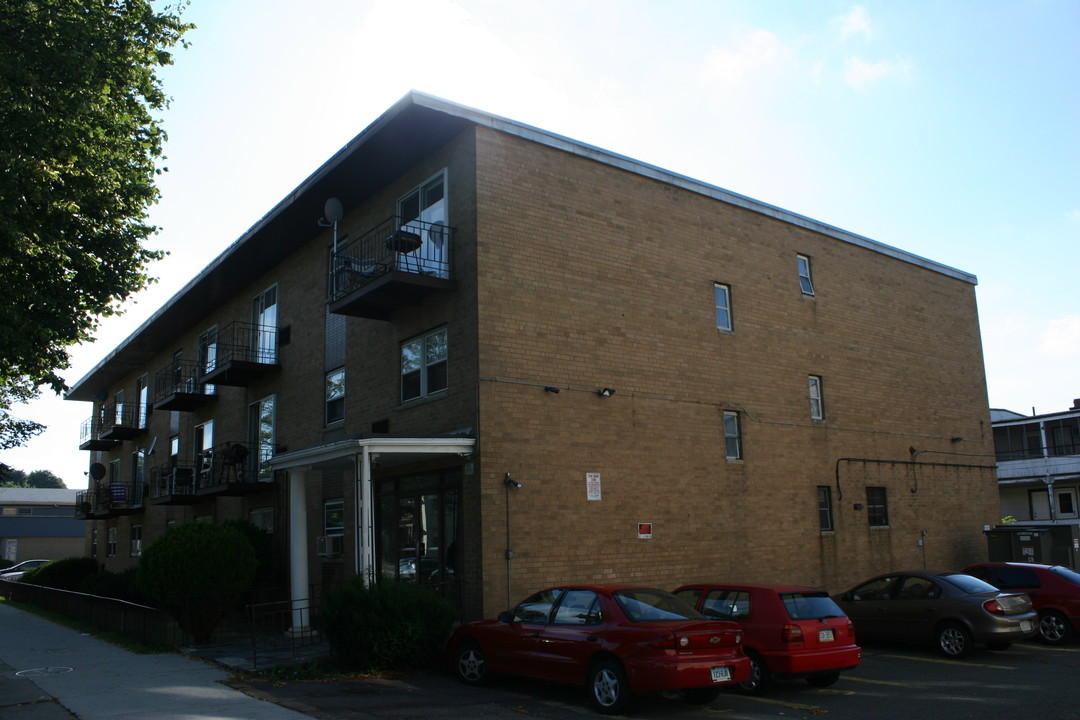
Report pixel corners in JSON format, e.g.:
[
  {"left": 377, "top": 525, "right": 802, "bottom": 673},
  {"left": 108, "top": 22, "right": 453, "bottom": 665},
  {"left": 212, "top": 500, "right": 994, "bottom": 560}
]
[
  {"left": 587, "top": 636, "right": 599, "bottom": 643},
  {"left": 530, "top": 632, "right": 541, "bottom": 637}
]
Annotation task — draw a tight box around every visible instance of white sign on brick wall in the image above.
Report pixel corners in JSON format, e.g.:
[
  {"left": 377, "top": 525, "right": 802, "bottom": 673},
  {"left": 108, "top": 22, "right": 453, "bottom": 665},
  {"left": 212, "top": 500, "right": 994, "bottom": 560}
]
[{"left": 586, "top": 472, "right": 601, "bottom": 501}]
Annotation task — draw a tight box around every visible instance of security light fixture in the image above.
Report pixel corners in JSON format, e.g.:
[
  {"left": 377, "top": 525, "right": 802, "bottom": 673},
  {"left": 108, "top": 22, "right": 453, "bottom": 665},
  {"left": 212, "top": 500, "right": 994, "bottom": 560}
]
[
  {"left": 544, "top": 386, "right": 561, "bottom": 394},
  {"left": 504, "top": 472, "right": 522, "bottom": 489},
  {"left": 597, "top": 388, "right": 616, "bottom": 398}
]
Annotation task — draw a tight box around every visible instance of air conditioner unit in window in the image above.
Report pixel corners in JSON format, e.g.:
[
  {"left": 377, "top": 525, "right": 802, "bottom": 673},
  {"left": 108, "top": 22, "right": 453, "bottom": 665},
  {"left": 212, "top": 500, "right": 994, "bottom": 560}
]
[{"left": 317, "top": 535, "right": 343, "bottom": 557}]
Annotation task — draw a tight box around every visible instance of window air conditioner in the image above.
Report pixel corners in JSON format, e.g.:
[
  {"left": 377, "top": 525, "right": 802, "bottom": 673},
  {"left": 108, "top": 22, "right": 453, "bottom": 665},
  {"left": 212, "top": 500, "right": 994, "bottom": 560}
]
[{"left": 317, "top": 535, "right": 343, "bottom": 557}]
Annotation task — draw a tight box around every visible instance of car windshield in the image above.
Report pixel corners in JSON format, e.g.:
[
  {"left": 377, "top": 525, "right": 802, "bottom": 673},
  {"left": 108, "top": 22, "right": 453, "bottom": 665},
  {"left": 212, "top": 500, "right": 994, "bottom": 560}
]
[
  {"left": 1051, "top": 566, "right": 1080, "bottom": 586},
  {"left": 781, "top": 592, "right": 846, "bottom": 620},
  {"left": 939, "top": 573, "right": 999, "bottom": 594},
  {"left": 614, "top": 588, "right": 703, "bottom": 622}
]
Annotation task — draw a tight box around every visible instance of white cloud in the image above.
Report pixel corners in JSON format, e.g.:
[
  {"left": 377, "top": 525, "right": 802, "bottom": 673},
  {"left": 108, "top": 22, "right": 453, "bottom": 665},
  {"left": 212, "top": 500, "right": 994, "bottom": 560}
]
[
  {"left": 700, "top": 29, "right": 796, "bottom": 90},
  {"left": 843, "top": 56, "right": 896, "bottom": 90},
  {"left": 1067, "top": 209, "right": 1080, "bottom": 224},
  {"left": 837, "top": 6, "right": 873, "bottom": 39},
  {"left": 1039, "top": 315, "right": 1080, "bottom": 358}
]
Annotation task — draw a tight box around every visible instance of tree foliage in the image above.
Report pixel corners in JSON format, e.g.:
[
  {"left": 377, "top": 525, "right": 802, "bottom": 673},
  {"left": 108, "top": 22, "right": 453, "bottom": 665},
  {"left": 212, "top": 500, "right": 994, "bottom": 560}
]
[
  {"left": 0, "top": 467, "right": 66, "bottom": 487},
  {"left": 0, "top": 0, "right": 192, "bottom": 446}
]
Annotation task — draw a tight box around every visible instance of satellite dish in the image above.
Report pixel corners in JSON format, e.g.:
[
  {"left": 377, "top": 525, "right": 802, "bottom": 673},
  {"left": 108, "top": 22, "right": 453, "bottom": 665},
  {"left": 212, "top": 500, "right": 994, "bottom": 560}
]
[
  {"left": 88, "top": 463, "right": 107, "bottom": 481},
  {"left": 324, "top": 197, "right": 344, "bottom": 224}
]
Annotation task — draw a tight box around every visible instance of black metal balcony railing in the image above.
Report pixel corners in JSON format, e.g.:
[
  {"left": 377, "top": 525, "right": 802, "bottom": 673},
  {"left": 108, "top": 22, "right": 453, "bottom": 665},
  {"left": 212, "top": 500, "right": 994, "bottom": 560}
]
[
  {"left": 153, "top": 359, "right": 215, "bottom": 411},
  {"left": 201, "top": 322, "right": 279, "bottom": 387},
  {"left": 79, "top": 418, "right": 120, "bottom": 451},
  {"left": 76, "top": 481, "right": 144, "bottom": 518},
  {"left": 328, "top": 215, "right": 454, "bottom": 318},
  {"left": 149, "top": 441, "right": 273, "bottom": 503},
  {"left": 100, "top": 401, "right": 145, "bottom": 441}
]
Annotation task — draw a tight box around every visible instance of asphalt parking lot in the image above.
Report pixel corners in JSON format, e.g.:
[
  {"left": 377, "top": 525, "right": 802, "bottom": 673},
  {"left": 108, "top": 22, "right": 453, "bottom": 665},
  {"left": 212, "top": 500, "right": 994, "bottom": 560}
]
[{"left": 236, "top": 638, "right": 1080, "bottom": 720}]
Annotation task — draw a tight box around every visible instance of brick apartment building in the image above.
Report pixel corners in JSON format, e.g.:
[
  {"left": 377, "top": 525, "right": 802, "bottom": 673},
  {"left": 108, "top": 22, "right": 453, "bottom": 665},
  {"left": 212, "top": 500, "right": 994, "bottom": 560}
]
[{"left": 69, "top": 91, "right": 998, "bottom": 621}]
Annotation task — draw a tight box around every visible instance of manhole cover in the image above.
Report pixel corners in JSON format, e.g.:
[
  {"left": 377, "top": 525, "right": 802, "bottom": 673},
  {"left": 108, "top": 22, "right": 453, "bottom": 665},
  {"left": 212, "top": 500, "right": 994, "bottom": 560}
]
[{"left": 15, "top": 667, "right": 73, "bottom": 677}]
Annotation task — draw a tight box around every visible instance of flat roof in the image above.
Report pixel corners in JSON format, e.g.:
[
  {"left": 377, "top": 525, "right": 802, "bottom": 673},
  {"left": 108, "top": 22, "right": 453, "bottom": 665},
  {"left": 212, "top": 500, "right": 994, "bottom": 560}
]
[{"left": 68, "top": 91, "right": 978, "bottom": 402}]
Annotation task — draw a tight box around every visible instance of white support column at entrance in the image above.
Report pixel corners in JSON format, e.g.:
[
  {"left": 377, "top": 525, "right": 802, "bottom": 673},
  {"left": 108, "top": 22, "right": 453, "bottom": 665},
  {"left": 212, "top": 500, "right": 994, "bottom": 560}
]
[
  {"left": 359, "top": 446, "right": 375, "bottom": 585},
  {"left": 288, "top": 467, "right": 312, "bottom": 636}
]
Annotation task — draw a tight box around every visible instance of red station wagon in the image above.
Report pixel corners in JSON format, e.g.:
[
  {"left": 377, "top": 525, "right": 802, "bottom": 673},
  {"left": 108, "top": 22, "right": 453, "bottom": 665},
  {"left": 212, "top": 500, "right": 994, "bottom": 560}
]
[
  {"left": 964, "top": 562, "right": 1080, "bottom": 645},
  {"left": 449, "top": 585, "right": 751, "bottom": 714},
  {"left": 674, "top": 583, "right": 861, "bottom": 694}
]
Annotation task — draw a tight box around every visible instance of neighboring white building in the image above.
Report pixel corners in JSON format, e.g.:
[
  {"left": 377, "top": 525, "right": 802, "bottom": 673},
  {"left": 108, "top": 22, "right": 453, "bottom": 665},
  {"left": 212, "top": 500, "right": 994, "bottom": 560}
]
[{"left": 990, "top": 400, "right": 1080, "bottom": 566}]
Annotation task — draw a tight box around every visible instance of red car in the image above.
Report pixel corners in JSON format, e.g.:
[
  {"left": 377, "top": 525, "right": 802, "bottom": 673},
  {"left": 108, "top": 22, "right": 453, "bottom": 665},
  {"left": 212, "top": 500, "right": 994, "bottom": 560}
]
[
  {"left": 449, "top": 585, "right": 750, "bottom": 714},
  {"left": 963, "top": 562, "right": 1080, "bottom": 644},
  {"left": 674, "top": 583, "right": 861, "bottom": 694}
]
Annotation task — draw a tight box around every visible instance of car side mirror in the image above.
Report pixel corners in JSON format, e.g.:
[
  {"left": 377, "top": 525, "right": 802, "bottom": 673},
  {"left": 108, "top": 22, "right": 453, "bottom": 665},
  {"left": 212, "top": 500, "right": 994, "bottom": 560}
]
[
  {"left": 497, "top": 611, "right": 513, "bottom": 624},
  {"left": 841, "top": 592, "right": 855, "bottom": 602}
]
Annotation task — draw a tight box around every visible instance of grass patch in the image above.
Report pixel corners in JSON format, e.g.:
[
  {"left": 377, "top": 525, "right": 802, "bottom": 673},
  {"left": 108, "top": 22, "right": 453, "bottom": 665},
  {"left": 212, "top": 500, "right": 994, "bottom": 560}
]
[{"left": 0, "top": 595, "right": 172, "bottom": 654}]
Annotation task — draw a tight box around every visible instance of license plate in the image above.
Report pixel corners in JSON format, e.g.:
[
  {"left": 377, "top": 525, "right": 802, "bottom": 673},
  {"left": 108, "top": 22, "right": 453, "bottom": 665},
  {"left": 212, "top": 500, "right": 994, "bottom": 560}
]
[
  {"left": 819, "top": 629, "right": 835, "bottom": 642},
  {"left": 1021, "top": 620, "right": 1033, "bottom": 633},
  {"left": 711, "top": 666, "right": 731, "bottom": 683}
]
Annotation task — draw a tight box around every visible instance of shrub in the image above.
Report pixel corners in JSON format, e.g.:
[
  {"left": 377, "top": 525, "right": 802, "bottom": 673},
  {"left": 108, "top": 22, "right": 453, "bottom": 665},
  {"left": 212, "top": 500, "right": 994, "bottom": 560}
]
[
  {"left": 136, "top": 522, "right": 257, "bottom": 643},
  {"left": 322, "top": 580, "right": 456, "bottom": 673},
  {"left": 222, "top": 519, "right": 275, "bottom": 590},
  {"left": 20, "top": 557, "right": 99, "bottom": 590},
  {"left": 80, "top": 568, "right": 147, "bottom": 604}
]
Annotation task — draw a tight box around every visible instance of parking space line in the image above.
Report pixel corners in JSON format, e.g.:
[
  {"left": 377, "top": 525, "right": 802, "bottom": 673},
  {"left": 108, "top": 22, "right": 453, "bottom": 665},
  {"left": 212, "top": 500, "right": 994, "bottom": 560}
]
[
  {"left": 737, "top": 695, "right": 823, "bottom": 711},
  {"left": 880, "top": 654, "right": 1015, "bottom": 670},
  {"left": 844, "top": 676, "right": 927, "bottom": 688},
  {"left": 1021, "top": 644, "right": 1080, "bottom": 654}
]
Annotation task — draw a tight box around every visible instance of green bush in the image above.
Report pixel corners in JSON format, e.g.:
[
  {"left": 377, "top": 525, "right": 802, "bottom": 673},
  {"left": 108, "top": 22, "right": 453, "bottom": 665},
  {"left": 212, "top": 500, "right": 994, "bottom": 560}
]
[
  {"left": 222, "top": 519, "right": 275, "bottom": 590},
  {"left": 20, "top": 557, "right": 99, "bottom": 590},
  {"left": 80, "top": 568, "right": 147, "bottom": 604},
  {"left": 136, "top": 522, "right": 257, "bottom": 643},
  {"left": 322, "top": 580, "right": 456, "bottom": 673}
]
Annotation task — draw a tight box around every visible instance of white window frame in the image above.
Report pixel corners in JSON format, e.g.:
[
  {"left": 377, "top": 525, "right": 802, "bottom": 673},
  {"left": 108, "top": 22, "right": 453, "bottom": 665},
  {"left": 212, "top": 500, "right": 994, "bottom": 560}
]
[
  {"left": 401, "top": 327, "right": 448, "bottom": 402},
  {"left": 249, "top": 395, "right": 276, "bottom": 481},
  {"left": 723, "top": 411, "right": 742, "bottom": 460},
  {"left": 250, "top": 507, "right": 275, "bottom": 533},
  {"left": 714, "top": 283, "right": 733, "bottom": 332},
  {"left": 797, "top": 254, "right": 815, "bottom": 296},
  {"left": 809, "top": 375, "right": 825, "bottom": 420},
  {"left": 1055, "top": 487, "right": 1078, "bottom": 519},
  {"left": 818, "top": 486, "right": 834, "bottom": 531},
  {"left": 130, "top": 525, "right": 143, "bottom": 557},
  {"left": 106, "top": 527, "right": 117, "bottom": 557}
]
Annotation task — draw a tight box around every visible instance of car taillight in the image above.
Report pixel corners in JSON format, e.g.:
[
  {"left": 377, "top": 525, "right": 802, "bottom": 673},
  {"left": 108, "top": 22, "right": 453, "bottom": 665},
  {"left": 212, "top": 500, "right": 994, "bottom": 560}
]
[
  {"left": 781, "top": 624, "right": 803, "bottom": 644},
  {"left": 650, "top": 633, "right": 678, "bottom": 649},
  {"left": 847, "top": 621, "right": 856, "bottom": 641},
  {"left": 983, "top": 598, "right": 1005, "bottom": 615}
]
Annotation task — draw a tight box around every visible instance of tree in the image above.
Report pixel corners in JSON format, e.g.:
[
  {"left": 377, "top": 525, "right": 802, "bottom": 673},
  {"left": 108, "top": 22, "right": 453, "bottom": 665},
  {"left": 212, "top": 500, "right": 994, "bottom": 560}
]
[
  {"left": 0, "top": 1, "right": 192, "bottom": 447},
  {"left": 0, "top": 466, "right": 66, "bottom": 487}
]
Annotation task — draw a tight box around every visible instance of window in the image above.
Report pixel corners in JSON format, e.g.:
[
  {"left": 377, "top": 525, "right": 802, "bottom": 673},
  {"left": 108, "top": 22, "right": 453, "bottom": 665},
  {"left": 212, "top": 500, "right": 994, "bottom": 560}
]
[
  {"left": 809, "top": 375, "right": 824, "bottom": 420},
  {"left": 797, "top": 254, "right": 815, "bottom": 295},
  {"left": 1058, "top": 489, "right": 1078, "bottom": 519},
  {"left": 106, "top": 527, "right": 117, "bottom": 557},
  {"left": 818, "top": 486, "right": 834, "bottom": 531},
  {"left": 249, "top": 396, "right": 275, "bottom": 481},
  {"left": 252, "top": 285, "right": 278, "bottom": 363},
  {"left": 401, "top": 328, "right": 448, "bottom": 402},
  {"left": 91, "top": 528, "right": 98, "bottom": 558},
  {"left": 325, "top": 500, "right": 344, "bottom": 537},
  {"left": 867, "top": 486, "right": 889, "bottom": 526},
  {"left": 714, "top": 283, "right": 733, "bottom": 331},
  {"left": 250, "top": 507, "right": 274, "bottom": 533},
  {"left": 131, "top": 449, "right": 145, "bottom": 497},
  {"left": 130, "top": 525, "right": 143, "bottom": 557},
  {"left": 700, "top": 589, "right": 751, "bottom": 621},
  {"left": 194, "top": 421, "right": 214, "bottom": 488},
  {"left": 398, "top": 171, "right": 449, "bottom": 277},
  {"left": 553, "top": 590, "right": 603, "bottom": 625},
  {"left": 723, "top": 411, "right": 742, "bottom": 460},
  {"left": 199, "top": 326, "right": 218, "bottom": 394},
  {"left": 135, "top": 375, "right": 149, "bottom": 428},
  {"left": 326, "top": 368, "right": 345, "bottom": 425}
]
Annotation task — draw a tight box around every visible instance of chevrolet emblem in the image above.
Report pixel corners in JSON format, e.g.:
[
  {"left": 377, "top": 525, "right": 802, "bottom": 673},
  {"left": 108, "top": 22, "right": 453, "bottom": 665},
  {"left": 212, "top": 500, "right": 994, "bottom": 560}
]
[{"left": 710, "top": 636, "right": 721, "bottom": 644}]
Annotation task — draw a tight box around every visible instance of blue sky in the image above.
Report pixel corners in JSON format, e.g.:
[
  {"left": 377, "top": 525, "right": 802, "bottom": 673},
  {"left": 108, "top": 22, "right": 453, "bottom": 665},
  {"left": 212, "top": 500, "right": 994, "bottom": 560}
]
[{"left": 5, "top": 0, "right": 1078, "bottom": 488}]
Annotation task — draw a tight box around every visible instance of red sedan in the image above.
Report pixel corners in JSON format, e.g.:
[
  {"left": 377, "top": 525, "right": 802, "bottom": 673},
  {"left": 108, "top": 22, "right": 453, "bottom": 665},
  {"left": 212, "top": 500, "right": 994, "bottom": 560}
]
[
  {"left": 449, "top": 585, "right": 750, "bottom": 714},
  {"left": 964, "top": 562, "right": 1080, "bottom": 644},
  {"left": 675, "top": 583, "right": 861, "bottom": 694}
]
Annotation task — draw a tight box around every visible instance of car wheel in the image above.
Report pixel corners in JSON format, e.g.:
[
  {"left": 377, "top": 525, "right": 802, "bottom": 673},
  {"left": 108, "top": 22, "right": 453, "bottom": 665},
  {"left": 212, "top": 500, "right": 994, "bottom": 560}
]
[
  {"left": 806, "top": 671, "right": 840, "bottom": 688},
  {"left": 587, "top": 658, "right": 630, "bottom": 714},
  {"left": 455, "top": 639, "right": 489, "bottom": 685},
  {"left": 1039, "top": 611, "right": 1073, "bottom": 645},
  {"left": 937, "top": 622, "right": 972, "bottom": 658},
  {"left": 984, "top": 640, "right": 1011, "bottom": 651},
  {"left": 737, "top": 651, "right": 772, "bottom": 695}
]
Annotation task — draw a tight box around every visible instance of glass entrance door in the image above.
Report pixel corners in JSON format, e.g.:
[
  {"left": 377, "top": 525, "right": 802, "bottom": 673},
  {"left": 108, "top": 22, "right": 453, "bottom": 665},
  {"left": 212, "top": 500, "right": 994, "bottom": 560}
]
[{"left": 377, "top": 470, "right": 460, "bottom": 594}]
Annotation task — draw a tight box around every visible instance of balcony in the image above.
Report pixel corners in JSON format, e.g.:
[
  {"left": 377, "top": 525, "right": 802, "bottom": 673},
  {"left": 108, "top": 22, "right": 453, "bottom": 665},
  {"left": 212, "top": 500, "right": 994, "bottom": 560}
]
[
  {"left": 201, "top": 321, "right": 281, "bottom": 387},
  {"left": 194, "top": 441, "right": 275, "bottom": 497},
  {"left": 79, "top": 418, "right": 120, "bottom": 451},
  {"left": 153, "top": 359, "right": 216, "bottom": 412},
  {"left": 147, "top": 463, "right": 199, "bottom": 505},
  {"left": 99, "top": 402, "right": 146, "bottom": 441},
  {"left": 77, "top": 481, "right": 144, "bottom": 519},
  {"left": 328, "top": 215, "right": 455, "bottom": 320}
]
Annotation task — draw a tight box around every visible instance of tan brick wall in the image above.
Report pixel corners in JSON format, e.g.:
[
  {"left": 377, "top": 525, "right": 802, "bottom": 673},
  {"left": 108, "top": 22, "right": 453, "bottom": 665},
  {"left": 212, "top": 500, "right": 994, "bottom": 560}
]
[{"left": 471, "top": 128, "right": 996, "bottom": 616}]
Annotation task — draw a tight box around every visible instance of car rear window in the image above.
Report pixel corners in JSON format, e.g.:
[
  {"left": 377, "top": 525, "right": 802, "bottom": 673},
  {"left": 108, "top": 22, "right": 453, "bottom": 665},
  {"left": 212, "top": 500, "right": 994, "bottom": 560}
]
[
  {"left": 939, "top": 573, "right": 999, "bottom": 594},
  {"left": 614, "top": 588, "right": 704, "bottom": 622},
  {"left": 1051, "top": 566, "right": 1080, "bottom": 586},
  {"left": 780, "top": 592, "right": 846, "bottom": 620}
]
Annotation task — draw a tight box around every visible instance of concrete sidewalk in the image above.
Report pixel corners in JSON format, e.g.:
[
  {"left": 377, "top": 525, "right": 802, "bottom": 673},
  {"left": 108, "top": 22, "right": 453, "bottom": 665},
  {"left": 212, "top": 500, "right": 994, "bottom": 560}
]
[{"left": 0, "top": 603, "right": 314, "bottom": 720}]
